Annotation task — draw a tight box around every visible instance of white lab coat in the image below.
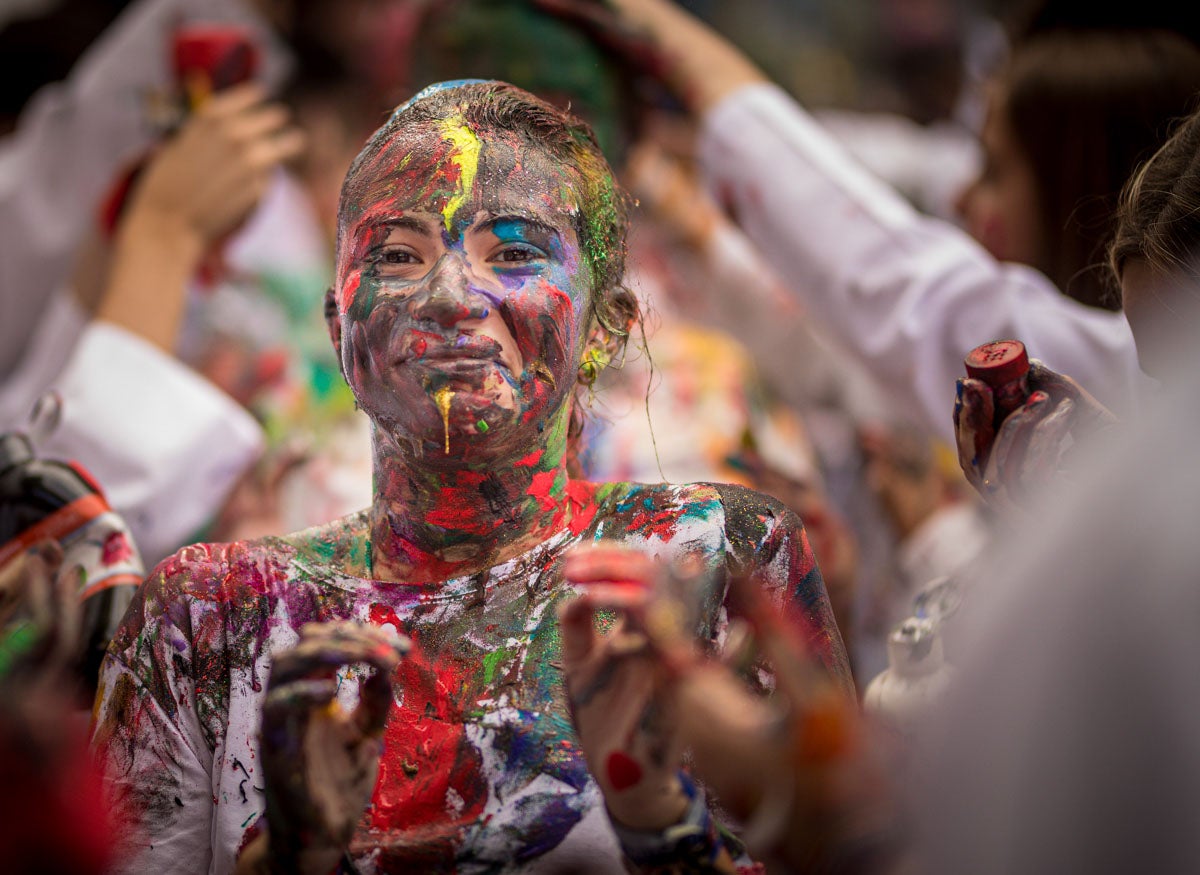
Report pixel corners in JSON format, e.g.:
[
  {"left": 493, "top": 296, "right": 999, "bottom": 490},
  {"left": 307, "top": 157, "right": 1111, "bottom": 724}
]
[{"left": 698, "top": 84, "right": 1148, "bottom": 444}]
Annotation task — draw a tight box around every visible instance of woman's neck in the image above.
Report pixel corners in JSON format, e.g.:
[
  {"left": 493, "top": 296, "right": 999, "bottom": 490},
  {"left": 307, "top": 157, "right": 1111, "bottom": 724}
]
[{"left": 367, "top": 407, "right": 579, "bottom": 584}]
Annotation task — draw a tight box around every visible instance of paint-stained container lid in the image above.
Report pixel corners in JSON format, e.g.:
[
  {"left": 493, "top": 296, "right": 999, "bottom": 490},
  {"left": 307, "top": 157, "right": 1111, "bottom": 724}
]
[{"left": 964, "top": 340, "right": 1029, "bottom": 387}]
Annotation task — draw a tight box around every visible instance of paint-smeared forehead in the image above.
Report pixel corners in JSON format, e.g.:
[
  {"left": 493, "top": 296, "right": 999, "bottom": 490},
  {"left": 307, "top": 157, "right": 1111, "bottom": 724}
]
[{"left": 338, "top": 111, "right": 584, "bottom": 246}]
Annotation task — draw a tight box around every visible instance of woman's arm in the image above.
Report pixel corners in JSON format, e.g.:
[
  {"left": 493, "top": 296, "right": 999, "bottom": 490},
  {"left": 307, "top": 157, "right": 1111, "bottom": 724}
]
[{"left": 546, "top": 0, "right": 1145, "bottom": 443}]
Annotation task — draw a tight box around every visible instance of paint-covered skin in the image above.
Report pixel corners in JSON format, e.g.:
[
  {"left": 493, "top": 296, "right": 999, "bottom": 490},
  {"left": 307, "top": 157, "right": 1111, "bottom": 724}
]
[
  {"left": 334, "top": 112, "right": 590, "bottom": 465},
  {"left": 92, "top": 83, "right": 849, "bottom": 874},
  {"left": 326, "top": 96, "right": 622, "bottom": 588},
  {"left": 92, "top": 481, "right": 850, "bottom": 874}
]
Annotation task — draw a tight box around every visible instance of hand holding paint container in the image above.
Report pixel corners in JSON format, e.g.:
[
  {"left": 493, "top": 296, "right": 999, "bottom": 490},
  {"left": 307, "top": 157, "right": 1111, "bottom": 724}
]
[
  {"left": 172, "top": 24, "right": 260, "bottom": 111},
  {"left": 964, "top": 339, "right": 1031, "bottom": 429}
]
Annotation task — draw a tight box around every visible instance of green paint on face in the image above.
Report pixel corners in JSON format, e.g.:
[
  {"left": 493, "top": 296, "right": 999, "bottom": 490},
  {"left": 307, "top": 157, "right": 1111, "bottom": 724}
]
[{"left": 476, "top": 420, "right": 489, "bottom": 433}]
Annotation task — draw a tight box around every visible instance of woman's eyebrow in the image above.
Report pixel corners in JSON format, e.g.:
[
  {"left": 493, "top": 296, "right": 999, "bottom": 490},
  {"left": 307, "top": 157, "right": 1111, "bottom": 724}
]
[
  {"left": 354, "top": 215, "right": 435, "bottom": 240},
  {"left": 477, "top": 214, "right": 563, "bottom": 241},
  {"left": 378, "top": 216, "right": 435, "bottom": 237}
]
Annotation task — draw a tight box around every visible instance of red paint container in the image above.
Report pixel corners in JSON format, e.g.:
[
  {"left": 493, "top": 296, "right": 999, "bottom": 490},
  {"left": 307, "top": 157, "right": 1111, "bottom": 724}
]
[
  {"left": 172, "top": 25, "right": 260, "bottom": 107},
  {"left": 964, "top": 340, "right": 1030, "bottom": 426}
]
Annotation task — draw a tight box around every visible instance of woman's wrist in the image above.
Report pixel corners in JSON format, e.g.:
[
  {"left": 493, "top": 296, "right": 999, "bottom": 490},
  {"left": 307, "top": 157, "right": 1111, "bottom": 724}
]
[
  {"left": 604, "top": 769, "right": 690, "bottom": 831},
  {"left": 609, "top": 771, "right": 734, "bottom": 873},
  {"left": 95, "top": 206, "right": 205, "bottom": 352},
  {"left": 115, "top": 203, "right": 207, "bottom": 267}
]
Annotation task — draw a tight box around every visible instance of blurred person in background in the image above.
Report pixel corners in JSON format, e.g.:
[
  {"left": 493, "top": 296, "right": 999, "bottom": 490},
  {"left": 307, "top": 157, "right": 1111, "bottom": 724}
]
[{"left": 0, "top": 0, "right": 302, "bottom": 565}]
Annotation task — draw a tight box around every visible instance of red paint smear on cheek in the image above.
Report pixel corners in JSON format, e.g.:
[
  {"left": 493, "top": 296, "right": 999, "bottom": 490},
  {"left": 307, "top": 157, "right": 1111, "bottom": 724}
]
[
  {"left": 605, "top": 751, "right": 643, "bottom": 791},
  {"left": 338, "top": 271, "right": 362, "bottom": 312}
]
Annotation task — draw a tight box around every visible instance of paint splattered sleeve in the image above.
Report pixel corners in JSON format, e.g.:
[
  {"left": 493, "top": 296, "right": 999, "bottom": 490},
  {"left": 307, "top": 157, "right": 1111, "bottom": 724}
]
[
  {"left": 711, "top": 482, "right": 854, "bottom": 698},
  {"left": 91, "top": 551, "right": 222, "bottom": 875}
]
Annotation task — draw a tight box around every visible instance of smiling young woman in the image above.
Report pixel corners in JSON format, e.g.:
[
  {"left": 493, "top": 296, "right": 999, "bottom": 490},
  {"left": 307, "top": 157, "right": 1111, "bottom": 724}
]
[{"left": 91, "top": 81, "right": 852, "bottom": 875}]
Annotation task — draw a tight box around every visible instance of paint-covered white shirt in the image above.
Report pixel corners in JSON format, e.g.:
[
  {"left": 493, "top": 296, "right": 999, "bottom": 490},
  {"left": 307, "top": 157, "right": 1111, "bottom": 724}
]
[
  {"left": 93, "top": 482, "right": 851, "bottom": 874},
  {"left": 698, "top": 84, "right": 1148, "bottom": 443}
]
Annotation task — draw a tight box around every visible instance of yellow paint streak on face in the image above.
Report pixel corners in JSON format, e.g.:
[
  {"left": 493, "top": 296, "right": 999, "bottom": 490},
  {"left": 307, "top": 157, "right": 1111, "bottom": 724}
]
[
  {"left": 434, "top": 386, "right": 455, "bottom": 454},
  {"left": 438, "top": 116, "right": 481, "bottom": 231}
]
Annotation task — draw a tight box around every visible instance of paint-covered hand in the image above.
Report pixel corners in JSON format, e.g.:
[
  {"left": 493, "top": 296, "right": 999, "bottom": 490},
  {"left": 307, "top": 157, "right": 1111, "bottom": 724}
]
[
  {"left": 0, "top": 540, "right": 83, "bottom": 680},
  {"left": 651, "top": 573, "right": 888, "bottom": 869},
  {"left": 252, "top": 621, "right": 407, "bottom": 875},
  {"left": 559, "top": 546, "right": 691, "bottom": 832},
  {"left": 954, "top": 359, "right": 1116, "bottom": 508}
]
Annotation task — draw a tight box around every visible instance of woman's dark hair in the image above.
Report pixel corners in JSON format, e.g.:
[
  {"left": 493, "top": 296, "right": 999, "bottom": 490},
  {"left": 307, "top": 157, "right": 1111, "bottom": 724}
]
[
  {"left": 1109, "top": 106, "right": 1200, "bottom": 288},
  {"left": 339, "top": 80, "right": 639, "bottom": 459},
  {"left": 1002, "top": 29, "right": 1200, "bottom": 309}
]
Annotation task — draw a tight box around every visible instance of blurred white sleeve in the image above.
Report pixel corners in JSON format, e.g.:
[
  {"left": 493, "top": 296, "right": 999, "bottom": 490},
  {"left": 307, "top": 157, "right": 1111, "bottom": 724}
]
[
  {"left": 1, "top": 291, "right": 263, "bottom": 565},
  {"left": 41, "top": 320, "right": 263, "bottom": 564},
  {"left": 698, "top": 84, "right": 1147, "bottom": 443}
]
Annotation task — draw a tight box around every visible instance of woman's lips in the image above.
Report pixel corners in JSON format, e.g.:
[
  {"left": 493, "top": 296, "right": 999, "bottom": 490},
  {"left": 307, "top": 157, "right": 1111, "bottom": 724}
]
[{"left": 392, "top": 333, "right": 507, "bottom": 369}]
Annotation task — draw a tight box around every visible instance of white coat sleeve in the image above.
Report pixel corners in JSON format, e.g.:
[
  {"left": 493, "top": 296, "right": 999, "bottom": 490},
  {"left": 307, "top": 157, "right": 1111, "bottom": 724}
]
[
  {"left": 37, "top": 319, "right": 264, "bottom": 565},
  {"left": 697, "top": 84, "right": 1147, "bottom": 443}
]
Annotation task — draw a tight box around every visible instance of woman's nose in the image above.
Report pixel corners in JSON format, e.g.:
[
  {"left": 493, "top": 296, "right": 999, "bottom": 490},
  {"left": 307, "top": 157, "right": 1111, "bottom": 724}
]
[{"left": 415, "top": 253, "right": 490, "bottom": 328}]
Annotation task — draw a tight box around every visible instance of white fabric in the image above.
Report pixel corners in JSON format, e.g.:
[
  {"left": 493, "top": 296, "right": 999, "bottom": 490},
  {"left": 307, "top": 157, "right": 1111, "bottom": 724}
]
[
  {"left": 919, "top": 371, "right": 1200, "bottom": 874},
  {"left": 698, "top": 84, "right": 1148, "bottom": 444},
  {"left": 0, "top": 290, "right": 263, "bottom": 564},
  {"left": 815, "top": 109, "right": 981, "bottom": 222}
]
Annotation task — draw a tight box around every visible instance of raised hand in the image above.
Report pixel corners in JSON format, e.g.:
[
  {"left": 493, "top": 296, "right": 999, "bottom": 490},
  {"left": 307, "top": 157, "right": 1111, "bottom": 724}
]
[
  {"left": 96, "top": 84, "right": 305, "bottom": 352},
  {"left": 240, "top": 621, "right": 407, "bottom": 875},
  {"left": 534, "top": 0, "right": 766, "bottom": 113},
  {"left": 558, "top": 546, "right": 692, "bottom": 831},
  {"left": 627, "top": 570, "right": 885, "bottom": 869},
  {"left": 126, "top": 83, "right": 305, "bottom": 246}
]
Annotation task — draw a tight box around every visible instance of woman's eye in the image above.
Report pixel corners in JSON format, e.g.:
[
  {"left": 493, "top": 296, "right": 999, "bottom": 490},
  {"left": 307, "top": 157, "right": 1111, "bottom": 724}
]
[
  {"left": 370, "top": 247, "right": 425, "bottom": 275},
  {"left": 495, "top": 246, "right": 544, "bottom": 264}
]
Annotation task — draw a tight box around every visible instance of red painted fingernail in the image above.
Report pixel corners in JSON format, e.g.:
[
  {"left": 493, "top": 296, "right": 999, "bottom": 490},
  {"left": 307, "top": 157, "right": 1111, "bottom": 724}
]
[{"left": 605, "top": 750, "right": 643, "bottom": 791}]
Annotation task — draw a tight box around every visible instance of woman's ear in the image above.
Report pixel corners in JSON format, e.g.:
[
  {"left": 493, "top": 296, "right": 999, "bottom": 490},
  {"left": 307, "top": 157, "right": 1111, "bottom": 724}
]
[
  {"left": 578, "top": 323, "right": 619, "bottom": 387},
  {"left": 324, "top": 288, "right": 342, "bottom": 358}
]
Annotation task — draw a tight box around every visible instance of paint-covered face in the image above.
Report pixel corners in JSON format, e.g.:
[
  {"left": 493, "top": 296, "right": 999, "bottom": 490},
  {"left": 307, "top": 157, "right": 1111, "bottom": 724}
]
[{"left": 333, "top": 113, "right": 595, "bottom": 459}]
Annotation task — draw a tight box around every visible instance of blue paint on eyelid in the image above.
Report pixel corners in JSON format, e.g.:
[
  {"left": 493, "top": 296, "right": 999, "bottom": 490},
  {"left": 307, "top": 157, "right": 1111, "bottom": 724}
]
[{"left": 491, "top": 218, "right": 552, "bottom": 259}]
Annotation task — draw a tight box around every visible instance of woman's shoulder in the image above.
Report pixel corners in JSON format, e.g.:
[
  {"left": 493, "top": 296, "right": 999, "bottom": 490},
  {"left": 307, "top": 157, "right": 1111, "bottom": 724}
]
[
  {"left": 147, "top": 510, "right": 370, "bottom": 599},
  {"left": 589, "top": 480, "right": 799, "bottom": 548}
]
